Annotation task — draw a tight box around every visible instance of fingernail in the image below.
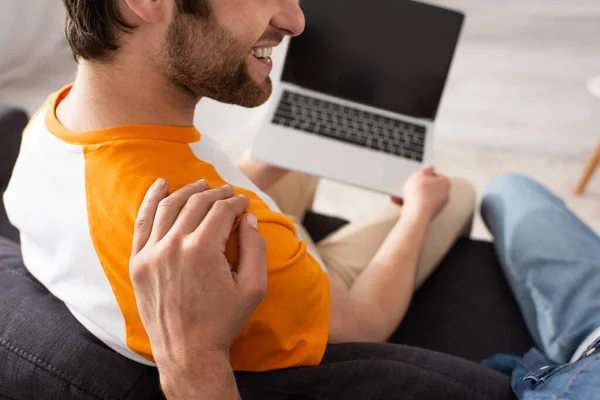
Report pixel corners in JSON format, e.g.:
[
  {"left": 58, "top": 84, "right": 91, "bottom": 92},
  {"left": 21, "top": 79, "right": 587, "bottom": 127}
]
[
  {"left": 246, "top": 214, "right": 258, "bottom": 229},
  {"left": 152, "top": 178, "right": 166, "bottom": 191}
]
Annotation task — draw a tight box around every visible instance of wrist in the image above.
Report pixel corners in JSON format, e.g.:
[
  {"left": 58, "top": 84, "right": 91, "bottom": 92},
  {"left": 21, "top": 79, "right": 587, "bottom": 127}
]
[
  {"left": 159, "top": 349, "right": 236, "bottom": 399},
  {"left": 400, "top": 205, "right": 433, "bottom": 226}
]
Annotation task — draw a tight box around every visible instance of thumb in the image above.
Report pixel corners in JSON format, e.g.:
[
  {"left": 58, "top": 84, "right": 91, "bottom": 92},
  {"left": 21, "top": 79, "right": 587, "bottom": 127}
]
[
  {"left": 236, "top": 214, "right": 267, "bottom": 305},
  {"left": 422, "top": 164, "right": 436, "bottom": 175}
]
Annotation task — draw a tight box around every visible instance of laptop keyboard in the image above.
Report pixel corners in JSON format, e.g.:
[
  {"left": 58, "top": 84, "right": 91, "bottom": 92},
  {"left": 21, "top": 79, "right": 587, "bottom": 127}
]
[{"left": 272, "top": 90, "right": 427, "bottom": 161}]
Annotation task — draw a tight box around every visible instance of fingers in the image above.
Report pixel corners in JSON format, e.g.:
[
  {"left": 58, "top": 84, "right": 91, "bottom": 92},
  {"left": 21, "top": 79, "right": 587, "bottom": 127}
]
[
  {"left": 170, "top": 185, "right": 235, "bottom": 236},
  {"left": 148, "top": 180, "right": 210, "bottom": 245},
  {"left": 235, "top": 215, "right": 267, "bottom": 306},
  {"left": 422, "top": 164, "right": 436, "bottom": 175},
  {"left": 132, "top": 179, "right": 168, "bottom": 256},
  {"left": 433, "top": 172, "right": 451, "bottom": 186},
  {"left": 193, "top": 195, "right": 250, "bottom": 251},
  {"left": 421, "top": 165, "right": 449, "bottom": 182}
]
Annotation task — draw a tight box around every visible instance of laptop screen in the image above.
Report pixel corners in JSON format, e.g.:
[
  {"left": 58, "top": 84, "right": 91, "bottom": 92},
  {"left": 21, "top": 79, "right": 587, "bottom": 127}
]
[{"left": 280, "top": 0, "right": 464, "bottom": 120}]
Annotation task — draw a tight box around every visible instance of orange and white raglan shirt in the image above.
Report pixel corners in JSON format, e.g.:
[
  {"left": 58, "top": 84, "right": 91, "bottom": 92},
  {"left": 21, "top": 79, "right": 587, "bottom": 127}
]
[{"left": 4, "top": 85, "right": 330, "bottom": 371}]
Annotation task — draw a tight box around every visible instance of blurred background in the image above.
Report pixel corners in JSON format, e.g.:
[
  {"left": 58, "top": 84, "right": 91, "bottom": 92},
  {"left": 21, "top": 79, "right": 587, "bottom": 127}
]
[{"left": 1, "top": 0, "right": 599, "bottom": 239}]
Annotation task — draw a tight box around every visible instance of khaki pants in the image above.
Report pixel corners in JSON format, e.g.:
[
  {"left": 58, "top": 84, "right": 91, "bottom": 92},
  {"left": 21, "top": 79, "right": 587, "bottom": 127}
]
[{"left": 264, "top": 173, "right": 476, "bottom": 290}]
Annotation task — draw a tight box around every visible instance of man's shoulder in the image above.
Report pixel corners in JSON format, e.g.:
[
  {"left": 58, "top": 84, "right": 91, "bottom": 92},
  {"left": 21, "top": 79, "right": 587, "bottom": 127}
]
[
  {"left": 85, "top": 137, "right": 210, "bottom": 179},
  {"left": 84, "top": 141, "right": 216, "bottom": 206}
]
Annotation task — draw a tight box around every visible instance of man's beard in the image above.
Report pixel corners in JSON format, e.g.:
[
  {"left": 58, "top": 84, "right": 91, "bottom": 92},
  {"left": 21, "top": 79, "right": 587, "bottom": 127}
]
[{"left": 162, "top": 12, "right": 272, "bottom": 108}]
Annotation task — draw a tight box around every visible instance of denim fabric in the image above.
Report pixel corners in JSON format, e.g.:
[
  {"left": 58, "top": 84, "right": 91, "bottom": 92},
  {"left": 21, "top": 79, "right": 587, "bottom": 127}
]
[
  {"left": 237, "top": 342, "right": 515, "bottom": 400},
  {"left": 0, "top": 237, "right": 163, "bottom": 400},
  {"left": 481, "top": 174, "right": 600, "bottom": 399}
]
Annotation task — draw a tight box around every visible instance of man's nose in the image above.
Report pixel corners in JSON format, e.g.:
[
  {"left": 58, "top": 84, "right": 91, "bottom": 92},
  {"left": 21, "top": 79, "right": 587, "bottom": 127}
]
[{"left": 271, "top": 0, "right": 305, "bottom": 37}]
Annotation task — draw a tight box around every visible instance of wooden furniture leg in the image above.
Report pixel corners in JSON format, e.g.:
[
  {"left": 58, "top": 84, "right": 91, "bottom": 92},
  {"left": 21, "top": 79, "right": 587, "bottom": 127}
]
[{"left": 574, "top": 139, "right": 600, "bottom": 195}]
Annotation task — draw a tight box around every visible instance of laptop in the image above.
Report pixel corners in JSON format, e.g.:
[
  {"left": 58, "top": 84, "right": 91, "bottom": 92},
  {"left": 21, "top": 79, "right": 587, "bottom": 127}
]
[{"left": 251, "top": 0, "right": 465, "bottom": 196}]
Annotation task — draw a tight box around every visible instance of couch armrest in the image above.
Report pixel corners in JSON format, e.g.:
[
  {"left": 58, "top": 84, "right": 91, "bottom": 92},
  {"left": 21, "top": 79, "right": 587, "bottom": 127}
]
[
  {"left": 0, "top": 105, "right": 27, "bottom": 186},
  {"left": 0, "top": 104, "right": 27, "bottom": 242},
  {"left": 0, "top": 183, "right": 18, "bottom": 243}
]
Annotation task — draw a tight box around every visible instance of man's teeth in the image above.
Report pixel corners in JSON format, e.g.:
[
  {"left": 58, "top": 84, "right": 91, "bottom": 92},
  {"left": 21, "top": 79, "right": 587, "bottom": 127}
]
[{"left": 251, "top": 47, "right": 273, "bottom": 59}]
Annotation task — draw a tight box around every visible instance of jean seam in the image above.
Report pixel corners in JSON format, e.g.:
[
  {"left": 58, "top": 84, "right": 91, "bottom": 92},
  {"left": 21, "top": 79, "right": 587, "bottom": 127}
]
[
  {"left": 524, "top": 363, "right": 570, "bottom": 386},
  {"left": 337, "top": 346, "right": 498, "bottom": 398},
  {"left": 0, "top": 268, "right": 45, "bottom": 289},
  {"left": 552, "top": 353, "right": 599, "bottom": 400},
  {"left": 0, "top": 337, "right": 110, "bottom": 400},
  {"left": 526, "top": 281, "right": 573, "bottom": 360},
  {"left": 0, "top": 261, "right": 46, "bottom": 291}
]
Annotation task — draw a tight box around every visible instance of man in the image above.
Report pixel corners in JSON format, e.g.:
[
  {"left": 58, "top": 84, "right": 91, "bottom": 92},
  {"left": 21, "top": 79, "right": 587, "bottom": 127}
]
[{"left": 4, "top": 0, "right": 474, "bottom": 372}]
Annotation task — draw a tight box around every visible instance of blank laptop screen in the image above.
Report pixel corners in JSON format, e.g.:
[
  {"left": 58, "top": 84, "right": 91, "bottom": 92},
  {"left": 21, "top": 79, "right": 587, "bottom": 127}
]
[{"left": 280, "top": 0, "right": 464, "bottom": 120}]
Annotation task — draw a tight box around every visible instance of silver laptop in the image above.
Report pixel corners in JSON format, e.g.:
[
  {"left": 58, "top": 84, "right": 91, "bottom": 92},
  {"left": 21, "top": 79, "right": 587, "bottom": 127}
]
[{"left": 252, "top": 0, "right": 464, "bottom": 196}]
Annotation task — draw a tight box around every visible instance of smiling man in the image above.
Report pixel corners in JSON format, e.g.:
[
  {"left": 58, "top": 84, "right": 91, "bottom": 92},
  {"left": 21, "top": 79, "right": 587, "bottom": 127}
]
[
  {"left": 4, "top": 0, "right": 472, "bottom": 373},
  {"left": 5, "top": 0, "right": 325, "bottom": 372}
]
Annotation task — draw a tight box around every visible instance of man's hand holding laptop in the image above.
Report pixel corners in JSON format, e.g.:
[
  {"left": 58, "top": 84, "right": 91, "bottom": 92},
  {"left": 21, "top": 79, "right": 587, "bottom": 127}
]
[{"left": 392, "top": 165, "right": 451, "bottom": 219}]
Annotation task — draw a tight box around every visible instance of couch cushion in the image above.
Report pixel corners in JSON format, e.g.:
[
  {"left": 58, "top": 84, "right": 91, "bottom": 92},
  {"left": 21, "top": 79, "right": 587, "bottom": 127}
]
[
  {"left": 390, "top": 238, "right": 535, "bottom": 362},
  {"left": 302, "top": 210, "right": 350, "bottom": 243}
]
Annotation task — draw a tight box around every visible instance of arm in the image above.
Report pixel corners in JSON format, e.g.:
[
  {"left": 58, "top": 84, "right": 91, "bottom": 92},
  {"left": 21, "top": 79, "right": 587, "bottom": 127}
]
[
  {"left": 130, "top": 179, "right": 267, "bottom": 399},
  {"left": 329, "top": 211, "right": 429, "bottom": 342},
  {"left": 328, "top": 166, "right": 451, "bottom": 343}
]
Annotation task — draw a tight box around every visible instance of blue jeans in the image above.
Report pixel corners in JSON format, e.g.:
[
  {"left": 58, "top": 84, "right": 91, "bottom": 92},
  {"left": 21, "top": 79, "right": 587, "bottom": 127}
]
[{"left": 481, "top": 174, "right": 600, "bottom": 399}]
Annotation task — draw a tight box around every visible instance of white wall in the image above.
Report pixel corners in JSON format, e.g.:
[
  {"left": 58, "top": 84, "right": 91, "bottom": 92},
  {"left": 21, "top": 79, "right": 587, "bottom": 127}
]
[{"left": 0, "top": 1, "right": 68, "bottom": 86}]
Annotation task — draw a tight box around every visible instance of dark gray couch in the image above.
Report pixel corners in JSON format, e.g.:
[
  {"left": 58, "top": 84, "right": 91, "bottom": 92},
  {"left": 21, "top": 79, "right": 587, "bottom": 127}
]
[
  {"left": 0, "top": 105, "right": 26, "bottom": 243},
  {"left": 0, "top": 104, "right": 533, "bottom": 399}
]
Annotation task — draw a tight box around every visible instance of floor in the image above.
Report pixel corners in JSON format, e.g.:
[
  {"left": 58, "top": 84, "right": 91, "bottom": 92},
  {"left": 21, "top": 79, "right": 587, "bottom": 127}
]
[
  {"left": 1, "top": 0, "right": 599, "bottom": 241},
  {"left": 426, "top": 0, "right": 600, "bottom": 158}
]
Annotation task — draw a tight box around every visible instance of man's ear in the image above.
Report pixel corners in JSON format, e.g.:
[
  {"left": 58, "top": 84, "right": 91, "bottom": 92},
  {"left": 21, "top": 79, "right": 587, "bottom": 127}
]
[{"left": 123, "top": 0, "right": 170, "bottom": 24}]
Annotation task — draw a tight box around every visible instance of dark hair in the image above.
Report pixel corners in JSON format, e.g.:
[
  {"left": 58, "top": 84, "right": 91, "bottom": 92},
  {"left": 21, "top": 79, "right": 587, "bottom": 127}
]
[{"left": 63, "top": 0, "right": 210, "bottom": 62}]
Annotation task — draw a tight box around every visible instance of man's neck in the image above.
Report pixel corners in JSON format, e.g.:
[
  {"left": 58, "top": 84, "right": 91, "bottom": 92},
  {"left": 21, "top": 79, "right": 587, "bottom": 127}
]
[{"left": 57, "top": 60, "right": 198, "bottom": 132}]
